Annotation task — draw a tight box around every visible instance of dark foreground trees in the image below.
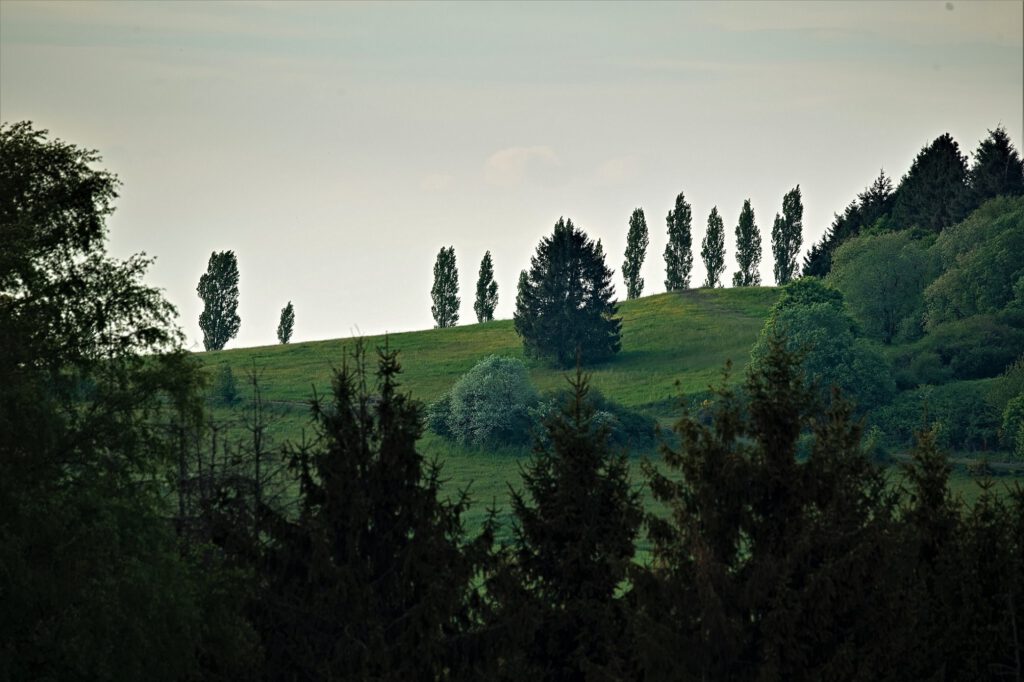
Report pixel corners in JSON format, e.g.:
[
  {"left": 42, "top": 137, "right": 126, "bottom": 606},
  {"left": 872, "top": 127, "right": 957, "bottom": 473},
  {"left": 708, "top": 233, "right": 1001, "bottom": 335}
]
[
  {"left": 1, "top": 122, "right": 254, "bottom": 681},
  {"left": 256, "top": 343, "right": 492, "bottom": 680},
  {"left": 514, "top": 217, "right": 621, "bottom": 367}
]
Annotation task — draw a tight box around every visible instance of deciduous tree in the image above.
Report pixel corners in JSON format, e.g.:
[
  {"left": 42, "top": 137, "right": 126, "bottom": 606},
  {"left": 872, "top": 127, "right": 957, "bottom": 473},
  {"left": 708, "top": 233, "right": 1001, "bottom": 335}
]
[
  {"left": 622, "top": 207, "right": 649, "bottom": 299},
  {"left": 197, "top": 250, "right": 241, "bottom": 351},
  {"left": 701, "top": 206, "right": 726, "bottom": 288},
  {"left": 431, "top": 245, "right": 460, "bottom": 328},
  {"left": 664, "top": 191, "right": 694, "bottom": 291},
  {"left": 732, "top": 199, "right": 762, "bottom": 286},
  {"left": 277, "top": 300, "right": 294, "bottom": 344},
  {"left": 772, "top": 185, "right": 803, "bottom": 285},
  {"left": 474, "top": 250, "right": 499, "bottom": 322}
]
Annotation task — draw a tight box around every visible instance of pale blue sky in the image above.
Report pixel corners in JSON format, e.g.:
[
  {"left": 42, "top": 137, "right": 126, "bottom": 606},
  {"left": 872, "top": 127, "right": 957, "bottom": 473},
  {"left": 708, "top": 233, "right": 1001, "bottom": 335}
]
[{"left": 2, "top": 1, "right": 1021, "bottom": 349}]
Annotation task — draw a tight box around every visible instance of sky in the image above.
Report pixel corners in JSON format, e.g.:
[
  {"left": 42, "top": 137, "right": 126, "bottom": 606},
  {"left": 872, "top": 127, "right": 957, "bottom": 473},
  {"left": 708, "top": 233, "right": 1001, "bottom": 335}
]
[{"left": 2, "top": 0, "right": 1022, "bottom": 350}]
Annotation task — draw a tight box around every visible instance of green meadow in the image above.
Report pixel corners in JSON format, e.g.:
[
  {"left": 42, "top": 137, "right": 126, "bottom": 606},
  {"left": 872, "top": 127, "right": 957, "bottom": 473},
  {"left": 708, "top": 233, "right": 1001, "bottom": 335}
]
[{"left": 197, "top": 286, "right": 1014, "bottom": 538}]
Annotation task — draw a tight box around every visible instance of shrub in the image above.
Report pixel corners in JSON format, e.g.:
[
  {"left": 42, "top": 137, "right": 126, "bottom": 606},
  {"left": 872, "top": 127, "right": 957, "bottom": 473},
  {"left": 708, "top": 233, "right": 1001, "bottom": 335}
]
[
  {"left": 871, "top": 380, "right": 1002, "bottom": 453},
  {"left": 531, "top": 386, "right": 657, "bottom": 451},
  {"left": 427, "top": 356, "right": 538, "bottom": 447}
]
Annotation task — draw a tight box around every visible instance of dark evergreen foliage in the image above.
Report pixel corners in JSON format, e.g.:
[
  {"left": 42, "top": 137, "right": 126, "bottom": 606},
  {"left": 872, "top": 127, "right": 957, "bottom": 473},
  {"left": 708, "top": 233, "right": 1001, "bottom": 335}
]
[
  {"left": 277, "top": 300, "right": 294, "bottom": 344},
  {"left": 890, "top": 133, "right": 970, "bottom": 233},
  {"left": 732, "top": 198, "right": 762, "bottom": 286},
  {"left": 513, "top": 218, "right": 621, "bottom": 367},
  {"left": 257, "top": 343, "right": 493, "bottom": 680},
  {"left": 432, "top": 245, "right": 460, "bottom": 328},
  {"left": 474, "top": 250, "right": 499, "bottom": 323},
  {"left": 803, "top": 170, "right": 894, "bottom": 277},
  {"left": 701, "top": 206, "right": 726, "bottom": 288},
  {"left": 772, "top": 185, "right": 803, "bottom": 285},
  {"left": 489, "top": 368, "right": 643, "bottom": 680},
  {"left": 622, "top": 207, "right": 649, "bottom": 299},
  {"left": 968, "top": 125, "right": 1024, "bottom": 205},
  {"left": 664, "top": 191, "right": 694, "bottom": 291},
  {"left": 197, "top": 250, "right": 241, "bottom": 351}
]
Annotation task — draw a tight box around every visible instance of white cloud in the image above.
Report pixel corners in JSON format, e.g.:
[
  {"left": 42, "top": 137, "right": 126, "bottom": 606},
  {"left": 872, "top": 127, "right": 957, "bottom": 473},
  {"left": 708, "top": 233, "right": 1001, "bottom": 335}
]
[
  {"left": 592, "top": 155, "right": 640, "bottom": 186},
  {"left": 483, "top": 145, "right": 559, "bottom": 188}
]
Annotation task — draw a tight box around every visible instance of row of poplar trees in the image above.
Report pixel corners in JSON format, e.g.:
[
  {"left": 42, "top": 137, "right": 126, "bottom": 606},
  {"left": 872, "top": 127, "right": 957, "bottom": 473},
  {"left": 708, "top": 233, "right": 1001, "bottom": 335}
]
[{"left": 430, "top": 186, "right": 803, "bottom": 331}]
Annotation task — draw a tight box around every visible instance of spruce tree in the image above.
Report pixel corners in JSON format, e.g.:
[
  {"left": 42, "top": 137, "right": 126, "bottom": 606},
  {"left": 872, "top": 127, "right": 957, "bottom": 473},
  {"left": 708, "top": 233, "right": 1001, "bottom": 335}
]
[
  {"left": 663, "top": 191, "right": 694, "bottom": 291},
  {"left": 732, "top": 199, "right": 762, "bottom": 286},
  {"left": 276, "top": 301, "right": 294, "bottom": 344},
  {"left": 622, "top": 207, "right": 649, "bottom": 300},
  {"left": 498, "top": 368, "right": 642, "bottom": 679},
  {"left": 968, "top": 125, "right": 1024, "bottom": 206},
  {"left": 197, "top": 250, "right": 241, "bottom": 351},
  {"left": 258, "top": 344, "right": 490, "bottom": 680},
  {"left": 513, "top": 218, "right": 621, "bottom": 367},
  {"left": 431, "top": 245, "right": 460, "bottom": 328},
  {"left": 473, "top": 251, "right": 499, "bottom": 323},
  {"left": 890, "top": 133, "right": 969, "bottom": 232},
  {"left": 771, "top": 185, "right": 803, "bottom": 285},
  {"left": 701, "top": 206, "right": 726, "bottom": 288}
]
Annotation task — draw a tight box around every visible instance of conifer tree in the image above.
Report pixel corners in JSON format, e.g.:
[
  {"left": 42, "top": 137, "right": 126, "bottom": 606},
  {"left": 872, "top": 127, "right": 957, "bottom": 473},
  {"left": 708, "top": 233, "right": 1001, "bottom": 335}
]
[
  {"left": 664, "top": 191, "right": 694, "bottom": 291},
  {"left": 513, "top": 218, "right": 621, "bottom": 367},
  {"left": 431, "top": 245, "right": 460, "bottom": 328},
  {"left": 197, "top": 250, "right": 241, "bottom": 351},
  {"left": 771, "top": 185, "right": 803, "bottom": 285},
  {"left": 258, "top": 344, "right": 491, "bottom": 680},
  {"left": 890, "top": 133, "right": 969, "bottom": 232},
  {"left": 276, "top": 301, "right": 294, "bottom": 344},
  {"left": 701, "top": 206, "right": 726, "bottom": 288},
  {"left": 622, "top": 207, "right": 649, "bottom": 300},
  {"left": 968, "top": 125, "right": 1024, "bottom": 206},
  {"left": 732, "top": 199, "right": 762, "bottom": 286},
  {"left": 473, "top": 251, "right": 499, "bottom": 323},
  {"left": 496, "top": 367, "right": 642, "bottom": 679}
]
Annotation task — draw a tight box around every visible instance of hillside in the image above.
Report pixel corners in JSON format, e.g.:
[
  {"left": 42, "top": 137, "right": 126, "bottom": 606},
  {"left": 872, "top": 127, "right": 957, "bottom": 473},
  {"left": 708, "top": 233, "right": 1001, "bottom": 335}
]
[{"left": 199, "top": 286, "right": 781, "bottom": 424}]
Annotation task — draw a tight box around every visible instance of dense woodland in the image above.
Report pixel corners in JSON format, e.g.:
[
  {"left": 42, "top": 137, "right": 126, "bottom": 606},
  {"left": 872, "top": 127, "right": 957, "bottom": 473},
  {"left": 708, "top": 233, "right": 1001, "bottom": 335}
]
[{"left": 3, "top": 120, "right": 1024, "bottom": 680}]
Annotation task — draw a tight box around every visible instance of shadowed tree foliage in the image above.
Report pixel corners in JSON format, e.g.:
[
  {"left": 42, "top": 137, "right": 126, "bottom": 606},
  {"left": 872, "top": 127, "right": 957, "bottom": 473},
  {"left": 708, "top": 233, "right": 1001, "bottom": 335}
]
[
  {"left": 514, "top": 218, "right": 621, "bottom": 367},
  {"left": 664, "top": 191, "right": 694, "bottom": 291},
  {"left": 0, "top": 121, "right": 255, "bottom": 681},
  {"left": 432, "top": 245, "right": 460, "bottom": 328},
  {"left": 772, "top": 185, "right": 803, "bottom": 285},
  {"left": 197, "top": 250, "right": 241, "bottom": 351},
  {"left": 733, "top": 198, "right": 762, "bottom": 287},
  {"left": 474, "top": 250, "right": 499, "bottom": 323},
  {"left": 488, "top": 368, "right": 643, "bottom": 680},
  {"left": 623, "top": 207, "right": 649, "bottom": 300},
  {"left": 701, "top": 206, "right": 726, "bottom": 288},
  {"left": 257, "top": 343, "right": 493, "bottom": 680},
  {"left": 891, "top": 133, "right": 969, "bottom": 233},
  {"left": 968, "top": 125, "right": 1024, "bottom": 206},
  {"left": 277, "top": 300, "right": 294, "bottom": 344}
]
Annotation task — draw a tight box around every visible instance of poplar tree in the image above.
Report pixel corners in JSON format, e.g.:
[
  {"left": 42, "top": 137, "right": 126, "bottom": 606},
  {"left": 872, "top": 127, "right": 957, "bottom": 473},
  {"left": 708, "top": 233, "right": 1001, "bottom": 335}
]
[
  {"left": 732, "top": 199, "right": 762, "bottom": 286},
  {"left": 431, "top": 246, "right": 459, "bottom": 328},
  {"left": 473, "top": 251, "right": 499, "bottom": 323},
  {"left": 701, "top": 206, "right": 726, "bottom": 288},
  {"left": 197, "top": 250, "right": 241, "bottom": 351},
  {"left": 622, "top": 207, "right": 649, "bottom": 300},
  {"left": 772, "top": 185, "right": 803, "bottom": 285},
  {"left": 664, "top": 191, "right": 694, "bottom": 291},
  {"left": 276, "top": 301, "right": 294, "bottom": 344}
]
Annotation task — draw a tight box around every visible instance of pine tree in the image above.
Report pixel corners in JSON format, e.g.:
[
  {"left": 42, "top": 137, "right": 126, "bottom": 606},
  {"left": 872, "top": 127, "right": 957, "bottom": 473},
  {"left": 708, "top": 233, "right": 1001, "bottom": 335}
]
[
  {"left": 276, "top": 301, "right": 294, "bottom": 344},
  {"left": 772, "top": 185, "right": 803, "bottom": 285},
  {"left": 197, "top": 250, "right": 241, "bottom": 351},
  {"left": 664, "top": 191, "right": 694, "bottom": 291},
  {"left": 890, "top": 133, "right": 969, "bottom": 232},
  {"left": 431, "top": 245, "right": 460, "bottom": 328},
  {"left": 498, "top": 367, "right": 643, "bottom": 679},
  {"left": 701, "top": 206, "right": 726, "bottom": 288},
  {"left": 732, "top": 199, "right": 762, "bottom": 286},
  {"left": 513, "top": 218, "right": 621, "bottom": 367},
  {"left": 968, "top": 125, "right": 1024, "bottom": 206},
  {"left": 473, "top": 251, "right": 499, "bottom": 323},
  {"left": 622, "top": 207, "right": 649, "bottom": 300}
]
